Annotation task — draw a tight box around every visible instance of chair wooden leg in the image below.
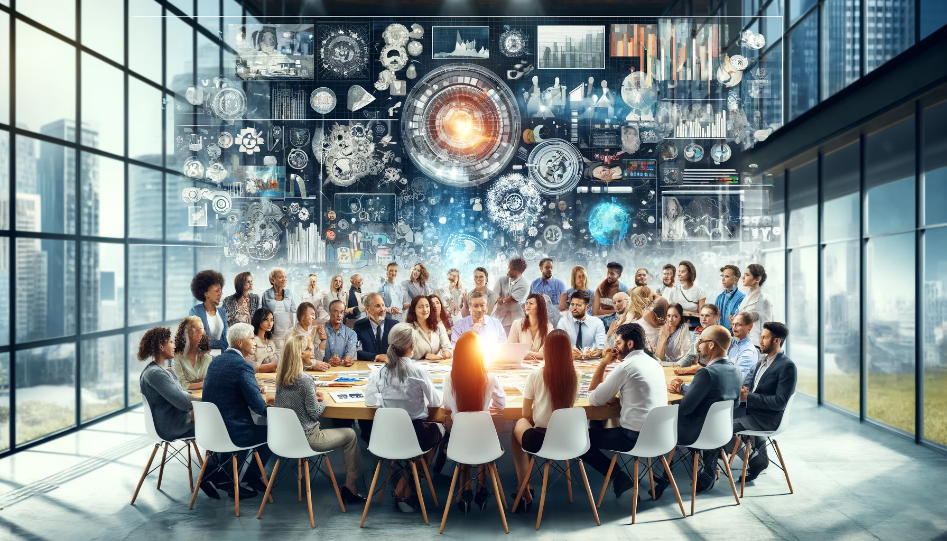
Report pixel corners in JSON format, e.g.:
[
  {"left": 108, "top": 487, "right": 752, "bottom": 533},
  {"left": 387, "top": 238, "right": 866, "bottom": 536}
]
[
  {"left": 420, "top": 456, "right": 439, "bottom": 508},
  {"left": 410, "top": 461, "right": 429, "bottom": 525},
  {"left": 577, "top": 460, "right": 600, "bottom": 526},
  {"left": 772, "top": 439, "right": 794, "bottom": 494},
  {"left": 186, "top": 442, "right": 194, "bottom": 492},
  {"left": 257, "top": 459, "right": 280, "bottom": 519},
  {"left": 535, "top": 461, "right": 551, "bottom": 530},
  {"left": 189, "top": 451, "right": 212, "bottom": 509},
  {"left": 489, "top": 463, "right": 509, "bottom": 534},
  {"left": 191, "top": 441, "right": 204, "bottom": 467},
  {"left": 740, "top": 438, "right": 752, "bottom": 498},
  {"left": 564, "top": 460, "right": 573, "bottom": 502},
  {"left": 596, "top": 454, "right": 617, "bottom": 507},
  {"left": 647, "top": 457, "right": 656, "bottom": 500},
  {"left": 360, "top": 461, "right": 382, "bottom": 528},
  {"left": 323, "top": 454, "right": 346, "bottom": 513},
  {"left": 254, "top": 451, "right": 273, "bottom": 503},
  {"left": 720, "top": 450, "right": 741, "bottom": 505},
  {"left": 729, "top": 436, "right": 742, "bottom": 467},
  {"left": 156, "top": 442, "right": 169, "bottom": 490},
  {"left": 690, "top": 452, "right": 699, "bottom": 516},
  {"left": 440, "top": 465, "right": 460, "bottom": 533},
  {"left": 233, "top": 455, "right": 241, "bottom": 517},
  {"left": 493, "top": 463, "right": 509, "bottom": 510},
  {"left": 511, "top": 457, "right": 535, "bottom": 513},
  {"left": 130, "top": 444, "right": 160, "bottom": 505},
  {"left": 298, "top": 458, "right": 303, "bottom": 502},
  {"left": 632, "top": 459, "right": 639, "bottom": 524},
  {"left": 377, "top": 461, "right": 395, "bottom": 506},
  {"left": 660, "top": 455, "right": 686, "bottom": 518},
  {"left": 304, "top": 459, "right": 315, "bottom": 528},
  {"left": 668, "top": 447, "right": 676, "bottom": 464}
]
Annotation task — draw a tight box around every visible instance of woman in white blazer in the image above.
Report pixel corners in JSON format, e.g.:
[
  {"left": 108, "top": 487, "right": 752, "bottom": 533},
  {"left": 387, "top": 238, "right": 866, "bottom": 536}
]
[{"left": 405, "top": 295, "right": 453, "bottom": 361}]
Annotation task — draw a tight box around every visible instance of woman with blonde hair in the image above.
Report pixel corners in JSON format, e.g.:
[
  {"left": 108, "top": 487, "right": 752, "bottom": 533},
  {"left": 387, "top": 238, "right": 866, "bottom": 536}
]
[
  {"left": 275, "top": 334, "right": 365, "bottom": 504},
  {"left": 171, "top": 316, "right": 212, "bottom": 390},
  {"left": 560, "top": 265, "right": 595, "bottom": 313},
  {"left": 325, "top": 274, "right": 347, "bottom": 308},
  {"left": 262, "top": 268, "right": 298, "bottom": 349},
  {"left": 402, "top": 263, "right": 433, "bottom": 299},
  {"left": 300, "top": 273, "right": 329, "bottom": 323},
  {"left": 635, "top": 296, "right": 668, "bottom": 350},
  {"left": 607, "top": 286, "right": 658, "bottom": 346}
]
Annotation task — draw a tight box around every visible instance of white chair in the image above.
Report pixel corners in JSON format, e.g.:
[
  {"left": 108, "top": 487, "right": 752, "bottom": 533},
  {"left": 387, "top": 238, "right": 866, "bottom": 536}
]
[
  {"left": 130, "top": 396, "right": 203, "bottom": 504},
  {"left": 256, "top": 407, "right": 346, "bottom": 528},
  {"left": 596, "top": 405, "right": 687, "bottom": 523},
  {"left": 360, "top": 408, "right": 439, "bottom": 528},
  {"left": 728, "top": 393, "right": 796, "bottom": 497},
  {"left": 439, "top": 411, "right": 509, "bottom": 534},
  {"left": 510, "top": 407, "right": 600, "bottom": 531},
  {"left": 674, "top": 400, "right": 741, "bottom": 516},
  {"left": 188, "top": 402, "right": 271, "bottom": 516}
]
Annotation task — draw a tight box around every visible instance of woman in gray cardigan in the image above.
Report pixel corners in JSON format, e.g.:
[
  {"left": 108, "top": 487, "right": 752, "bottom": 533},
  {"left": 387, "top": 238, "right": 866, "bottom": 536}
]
[{"left": 138, "top": 327, "right": 199, "bottom": 442}]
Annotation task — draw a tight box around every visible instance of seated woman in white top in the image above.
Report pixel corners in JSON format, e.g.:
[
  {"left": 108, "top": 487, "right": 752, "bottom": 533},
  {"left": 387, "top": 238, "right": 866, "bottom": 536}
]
[
  {"left": 508, "top": 294, "right": 554, "bottom": 359},
  {"left": 653, "top": 303, "right": 696, "bottom": 367},
  {"left": 246, "top": 308, "right": 279, "bottom": 373},
  {"left": 662, "top": 260, "right": 706, "bottom": 319},
  {"left": 635, "top": 296, "right": 668, "bottom": 351},
  {"left": 171, "top": 316, "right": 212, "bottom": 390},
  {"left": 405, "top": 295, "right": 453, "bottom": 361},
  {"left": 442, "top": 331, "right": 506, "bottom": 511},
  {"left": 365, "top": 323, "right": 444, "bottom": 512},
  {"left": 300, "top": 273, "right": 330, "bottom": 323},
  {"left": 510, "top": 329, "right": 581, "bottom": 511}
]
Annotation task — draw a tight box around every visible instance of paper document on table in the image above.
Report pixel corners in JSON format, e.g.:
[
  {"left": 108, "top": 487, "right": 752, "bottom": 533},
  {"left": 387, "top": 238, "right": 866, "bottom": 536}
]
[{"left": 329, "top": 391, "right": 366, "bottom": 403}]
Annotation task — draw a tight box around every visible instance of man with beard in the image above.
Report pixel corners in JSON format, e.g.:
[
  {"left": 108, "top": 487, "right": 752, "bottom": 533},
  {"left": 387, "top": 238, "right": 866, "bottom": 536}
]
[
  {"left": 633, "top": 267, "right": 650, "bottom": 287},
  {"left": 493, "top": 257, "right": 530, "bottom": 335},
  {"left": 557, "top": 290, "right": 607, "bottom": 358},
  {"left": 530, "top": 258, "right": 565, "bottom": 327},
  {"left": 593, "top": 261, "right": 629, "bottom": 328},
  {"left": 654, "top": 263, "right": 676, "bottom": 296}
]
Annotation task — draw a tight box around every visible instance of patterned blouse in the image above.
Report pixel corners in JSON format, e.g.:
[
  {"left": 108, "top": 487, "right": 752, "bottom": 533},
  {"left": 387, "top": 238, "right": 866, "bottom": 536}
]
[{"left": 222, "top": 293, "right": 260, "bottom": 326}]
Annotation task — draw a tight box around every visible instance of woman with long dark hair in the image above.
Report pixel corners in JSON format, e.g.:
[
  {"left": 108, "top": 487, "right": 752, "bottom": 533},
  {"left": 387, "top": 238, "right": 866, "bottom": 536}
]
[
  {"left": 509, "top": 329, "right": 580, "bottom": 512},
  {"left": 405, "top": 295, "right": 452, "bottom": 360},
  {"left": 653, "top": 303, "right": 696, "bottom": 366},
  {"left": 222, "top": 271, "right": 260, "bottom": 326},
  {"left": 428, "top": 294, "right": 453, "bottom": 336},
  {"left": 508, "top": 294, "right": 553, "bottom": 359},
  {"left": 246, "top": 307, "right": 279, "bottom": 373}
]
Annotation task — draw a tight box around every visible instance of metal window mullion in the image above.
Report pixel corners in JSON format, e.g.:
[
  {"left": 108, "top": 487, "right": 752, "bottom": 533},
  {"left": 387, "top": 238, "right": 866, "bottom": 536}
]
[
  {"left": 817, "top": 149, "right": 824, "bottom": 405},
  {"left": 123, "top": 0, "right": 130, "bottom": 410},
  {"left": 915, "top": 99, "right": 923, "bottom": 443},
  {"left": 7, "top": 0, "right": 17, "bottom": 454},
  {"left": 74, "top": 0, "right": 82, "bottom": 427},
  {"left": 161, "top": 4, "right": 168, "bottom": 320},
  {"left": 859, "top": 133, "right": 867, "bottom": 422}
]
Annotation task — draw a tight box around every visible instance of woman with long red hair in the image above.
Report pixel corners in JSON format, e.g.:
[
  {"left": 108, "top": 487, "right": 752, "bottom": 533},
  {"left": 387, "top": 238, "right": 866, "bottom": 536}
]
[
  {"left": 442, "top": 332, "right": 506, "bottom": 513},
  {"left": 509, "top": 329, "right": 581, "bottom": 512},
  {"left": 428, "top": 294, "right": 453, "bottom": 337},
  {"left": 507, "top": 293, "right": 553, "bottom": 359}
]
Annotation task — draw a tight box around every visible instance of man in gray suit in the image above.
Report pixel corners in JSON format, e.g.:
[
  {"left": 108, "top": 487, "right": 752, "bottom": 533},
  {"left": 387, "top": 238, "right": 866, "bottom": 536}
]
[{"left": 492, "top": 256, "right": 530, "bottom": 335}]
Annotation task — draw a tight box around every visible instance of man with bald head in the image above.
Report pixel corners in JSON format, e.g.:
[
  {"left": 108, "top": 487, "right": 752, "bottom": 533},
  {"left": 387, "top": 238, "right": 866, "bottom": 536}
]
[{"left": 600, "top": 290, "right": 630, "bottom": 330}]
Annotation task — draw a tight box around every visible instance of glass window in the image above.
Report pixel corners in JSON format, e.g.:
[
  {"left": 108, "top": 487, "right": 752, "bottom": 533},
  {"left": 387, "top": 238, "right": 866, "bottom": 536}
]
[
  {"left": 168, "top": 0, "right": 192, "bottom": 15},
  {"left": 81, "top": 53, "right": 125, "bottom": 157},
  {"left": 0, "top": 130, "right": 8, "bottom": 230},
  {"left": 82, "top": 0, "right": 125, "bottom": 63},
  {"left": 0, "top": 11, "right": 9, "bottom": 125},
  {"left": 80, "top": 334, "right": 125, "bottom": 421},
  {"left": 197, "top": 33, "right": 220, "bottom": 83},
  {"left": 923, "top": 100, "right": 947, "bottom": 226},
  {"left": 763, "top": 249, "right": 787, "bottom": 323},
  {"left": 789, "top": 10, "right": 819, "bottom": 120},
  {"left": 923, "top": 228, "right": 947, "bottom": 445},
  {"left": 166, "top": 173, "right": 200, "bottom": 242},
  {"left": 129, "top": 0, "right": 163, "bottom": 83},
  {"left": 921, "top": 0, "right": 947, "bottom": 39},
  {"left": 788, "top": 160, "right": 818, "bottom": 247},
  {"left": 0, "top": 238, "right": 8, "bottom": 347},
  {"left": 18, "top": 0, "right": 75, "bottom": 39},
  {"left": 866, "top": 0, "right": 915, "bottom": 74},
  {"left": 224, "top": 0, "right": 243, "bottom": 18},
  {"left": 82, "top": 153, "right": 125, "bottom": 238},
  {"left": 15, "top": 343, "right": 77, "bottom": 445},
  {"left": 16, "top": 239, "right": 77, "bottom": 342},
  {"left": 761, "top": 0, "right": 785, "bottom": 44},
  {"left": 866, "top": 233, "right": 915, "bottom": 434},
  {"left": 0, "top": 353, "right": 8, "bottom": 451},
  {"left": 822, "top": 0, "right": 861, "bottom": 99},
  {"left": 129, "top": 165, "right": 164, "bottom": 239},
  {"left": 198, "top": 0, "right": 221, "bottom": 36},
  {"left": 166, "top": 245, "right": 195, "bottom": 320},
  {"left": 127, "top": 329, "right": 147, "bottom": 405},
  {"left": 823, "top": 241, "right": 860, "bottom": 413},
  {"left": 823, "top": 141, "right": 861, "bottom": 242},
  {"left": 166, "top": 15, "right": 194, "bottom": 96},
  {"left": 16, "top": 22, "right": 76, "bottom": 140},
  {"left": 788, "top": 246, "right": 818, "bottom": 397},
  {"left": 756, "top": 41, "right": 784, "bottom": 128},
  {"left": 16, "top": 136, "right": 76, "bottom": 235},
  {"left": 80, "top": 242, "right": 125, "bottom": 333},
  {"left": 866, "top": 117, "right": 915, "bottom": 236},
  {"left": 790, "top": 0, "right": 818, "bottom": 24},
  {"left": 128, "top": 244, "right": 163, "bottom": 326},
  {"left": 128, "top": 77, "right": 163, "bottom": 166}
]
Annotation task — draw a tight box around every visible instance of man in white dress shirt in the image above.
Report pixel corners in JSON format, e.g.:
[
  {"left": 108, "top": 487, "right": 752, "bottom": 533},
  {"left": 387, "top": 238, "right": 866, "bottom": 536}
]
[
  {"left": 556, "top": 290, "right": 607, "bottom": 359},
  {"left": 452, "top": 291, "right": 507, "bottom": 347},
  {"left": 378, "top": 262, "right": 410, "bottom": 322},
  {"left": 493, "top": 257, "right": 530, "bottom": 335}
]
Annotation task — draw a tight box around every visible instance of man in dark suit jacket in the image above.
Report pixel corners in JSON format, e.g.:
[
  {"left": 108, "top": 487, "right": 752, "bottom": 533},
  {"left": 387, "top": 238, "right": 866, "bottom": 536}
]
[
  {"left": 353, "top": 292, "right": 396, "bottom": 361},
  {"left": 344, "top": 274, "right": 363, "bottom": 328},
  {"left": 201, "top": 323, "right": 275, "bottom": 497},
  {"left": 733, "top": 321, "right": 796, "bottom": 481}
]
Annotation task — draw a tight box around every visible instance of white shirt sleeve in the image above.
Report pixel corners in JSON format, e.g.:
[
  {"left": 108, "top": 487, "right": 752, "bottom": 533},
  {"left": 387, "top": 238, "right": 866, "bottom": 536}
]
[
  {"left": 589, "top": 363, "right": 626, "bottom": 407},
  {"left": 488, "top": 373, "right": 507, "bottom": 411}
]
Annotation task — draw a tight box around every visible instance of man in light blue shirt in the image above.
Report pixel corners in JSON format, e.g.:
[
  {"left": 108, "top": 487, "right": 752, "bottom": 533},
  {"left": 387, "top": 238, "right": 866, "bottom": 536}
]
[
  {"left": 727, "top": 312, "right": 759, "bottom": 377},
  {"left": 557, "top": 290, "right": 607, "bottom": 358},
  {"left": 378, "top": 262, "right": 410, "bottom": 322},
  {"left": 452, "top": 291, "right": 507, "bottom": 346},
  {"left": 320, "top": 300, "right": 357, "bottom": 366},
  {"left": 715, "top": 264, "right": 745, "bottom": 332},
  {"left": 530, "top": 258, "right": 566, "bottom": 327}
]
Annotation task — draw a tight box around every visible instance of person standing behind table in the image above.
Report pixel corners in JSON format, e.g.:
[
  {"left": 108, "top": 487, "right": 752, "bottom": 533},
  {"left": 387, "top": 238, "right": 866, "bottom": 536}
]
[
  {"left": 188, "top": 270, "right": 229, "bottom": 351},
  {"left": 452, "top": 291, "right": 507, "bottom": 347},
  {"left": 530, "top": 258, "right": 565, "bottom": 328},
  {"left": 635, "top": 296, "right": 668, "bottom": 350},
  {"left": 727, "top": 312, "right": 760, "bottom": 378},
  {"left": 663, "top": 260, "right": 706, "bottom": 322},
  {"left": 353, "top": 292, "right": 397, "bottom": 362},
  {"left": 715, "top": 265, "right": 745, "bottom": 333},
  {"left": 262, "top": 268, "right": 298, "bottom": 350},
  {"left": 508, "top": 294, "right": 554, "bottom": 360},
  {"left": 379, "top": 262, "right": 411, "bottom": 322},
  {"left": 560, "top": 265, "right": 595, "bottom": 314},
  {"left": 737, "top": 264, "right": 773, "bottom": 348},
  {"left": 464, "top": 267, "right": 499, "bottom": 317},
  {"left": 406, "top": 295, "right": 453, "bottom": 361},
  {"left": 247, "top": 308, "right": 279, "bottom": 373},
  {"left": 365, "top": 323, "right": 444, "bottom": 512},
  {"left": 301, "top": 273, "right": 330, "bottom": 323},
  {"left": 171, "top": 316, "right": 213, "bottom": 390},
  {"left": 493, "top": 257, "right": 530, "bottom": 336},
  {"left": 654, "top": 263, "right": 676, "bottom": 296},
  {"left": 653, "top": 303, "right": 697, "bottom": 367},
  {"left": 556, "top": 290, "right": 607, "bottom": 359},
  {"left": 320, "top": 300, "right": 357, "bottom": 368},
  {"left": 633, "top": 267, "right": 650, "bottom": 288},
  {"left": 222, "top": 272, "right": 260, "bottom": 327},
  {"left": 438, "top": 268, "right": 468, "bottom": 325},
  {"left": 403, "top": 262, "right": 433, "bottom": 300},
  {"left": 200, "top": 323, "right": 276, "bottom": 497},
  {"left": 673, "top": 303, "right": 720, "bottom": 376},
  {"left": 343, "top": 274, "right": 364, "bottom": 328},
  {"left": 275, "top": 334, "right": 366, "bottom": 505},
  {"left": 593, "top": 261, "right": 630, "bottom": 328},
  {"left": 579, "top": 323, "right": 668, "bottom": 500}
]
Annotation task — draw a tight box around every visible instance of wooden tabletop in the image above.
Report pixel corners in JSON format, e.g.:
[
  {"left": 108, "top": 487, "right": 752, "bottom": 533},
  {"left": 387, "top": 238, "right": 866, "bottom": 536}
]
[{"left": 195, "top": 360, "right": 694, "bottom": 422}]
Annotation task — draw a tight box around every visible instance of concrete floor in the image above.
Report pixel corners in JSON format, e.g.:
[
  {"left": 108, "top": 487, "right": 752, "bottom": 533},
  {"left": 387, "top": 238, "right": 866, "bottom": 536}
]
[{"left": 0, "top": 397, "right": 945, "bottom": 541}]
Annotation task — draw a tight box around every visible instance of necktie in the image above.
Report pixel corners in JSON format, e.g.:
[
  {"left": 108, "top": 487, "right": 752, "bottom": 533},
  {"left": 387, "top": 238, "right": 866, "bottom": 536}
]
[
  {"left": 575, "top": 321, "right": 584, "bottom": 348},
  {"left": 375, "top": 322, "right": 383, "bottom": 351}
]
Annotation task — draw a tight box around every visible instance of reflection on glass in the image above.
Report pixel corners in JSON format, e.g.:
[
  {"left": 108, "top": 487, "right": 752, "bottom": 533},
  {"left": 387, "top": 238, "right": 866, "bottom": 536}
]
[
  {"left": 16, "top": 22, "right": 76, "bottom": 140},
  {"left": 166, "top": 246, "right": 196, "bottom": 321},
  {"left": 923, "top": 100, "right": 947, "bottom": 226},
  {"left": 823, "top": 241, "right": 860, "bottom": 413},
  {"left": 923, "top": 228, "right": 947, "bottom": 445},
  {"left": 82, "top": 153, "right": 125, "bottom": 238},
  {"left": 81, "top": 53, "right": 125, "bottom": 157},
  {"left": 81, "top": 242, "right": 125, "bottom": 333},
  {"left": 763, "top": 248, "right": 786, "bottom": 323},
  {"left": 0, "top": 131, "right": 7, "bottom": 230},
  {"left": 16, "top": 239, "right": 77, "bottom": 343},
  {"left": 166, "top": 15, "right": 195, "bottom": 96},
  {"left": 198, "top": 0, "right": 221, "bottom": 35},
  {"left": 166, "top": 173, "right": 203, "bottom": 242},
  {"left": 82, "top": 0, "right": 124, "bottom": 63},
  {"left": 866, "top": 233, "right": 915, "bottom": 434},
  {"left": 16, "top": 136, "right": 76, "bottom": 235},
  {"left": 761, "top": 2, "right": 784, "bottom": 44},
  {"left": 128, "top": 78, "right": 163, "bottom": 166},
  {"left": 0, "top": 353, "right": 8, "bottom": 451},
  {"left": 866, "top": 117, "right": 915, "bottom": 236},
  {"left": 18, "top": 0, "right": 75, "bottom": 39},
  {"left": 789, "top": 206, "right": 818, "bottom": 248},
  {"left": 16, "top": 343, "right": 77, "bottom": 445},
  {"left": 789, "top": 246, "right": 818, "bottom": 397},
  {"left": 921, "top": 0, "right": 947, "bottom": 39},
  {"left": 0, "top": 11, "right": 9, "bottom": 125},
  {"left": 0, "top": 238, "right": 7, "bottom": 347},
  {"left": 823, "top": 195, "right": 859, "bottom": 243},
  {"left": 790, "top": 11, "right": 819, "bottom": 119},
  {"left": 81, "top": 335, "right": 125, "bottom": 421},
  {"left": 759, "top": 42, "right": 784, "bottom": 128},
  {"left": 129, "top": 244, "right": 163, "bottom": 326},
  {"left": 129, "top": 165, "right": 163, "bottom": 239},
  {"left": 822, "top": 0, "right": 861, "bottom": 99},
  {"left": 866, "top": 0, "right": 915, "bottom": 73},
  {"left": 823, "top": 141, "right": 860, "bottom": 242},
  {"left": 791, "top": 0, "right": 818, "bottom": 24},
  {"left": 129, "top": 0, "right": 163, "bottom": 83}
]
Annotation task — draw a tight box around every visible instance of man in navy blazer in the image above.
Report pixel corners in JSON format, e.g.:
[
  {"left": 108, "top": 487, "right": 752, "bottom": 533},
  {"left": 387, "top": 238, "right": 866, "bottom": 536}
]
[
  {"left": 352, "top": 292, "right": 396, "bottom": 361},
  {"left": 201, "top": 323, "right": 275, "bottom": 497}
]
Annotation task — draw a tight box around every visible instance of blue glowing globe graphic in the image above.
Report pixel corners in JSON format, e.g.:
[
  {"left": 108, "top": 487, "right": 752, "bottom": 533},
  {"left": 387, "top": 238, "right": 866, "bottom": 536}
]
[{"left": 588, "top": 202, "right": 631, "bottom": 245}]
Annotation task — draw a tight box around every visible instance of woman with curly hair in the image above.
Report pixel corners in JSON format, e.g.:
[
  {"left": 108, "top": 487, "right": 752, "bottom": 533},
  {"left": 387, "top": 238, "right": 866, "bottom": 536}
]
[
  {"left": 137, "top": 327, "right": 198, "bottom": 442},
  {"left": 188, "top": 270, "right": 229, "bottom": 350},
  {"left": 402, "top": 263, "right": 433, "bottom": 299},
  {"left": 221, "top": 272, "right": 260, "bottom": 326},
  {"left": 171, "top": 316, "right": 212, "bottom": 390}
]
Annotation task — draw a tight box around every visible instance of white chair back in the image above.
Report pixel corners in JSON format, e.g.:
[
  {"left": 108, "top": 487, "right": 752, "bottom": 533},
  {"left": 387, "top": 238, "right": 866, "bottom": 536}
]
[
  {"left": 192, "top": 401, "right": 247, "bottom": 453},
  {"left": 446, "top": 411, "right": 503, "bottom": 465},
  {"left": 367, "top": 408, "right": 424, "bottom": 460},
  {"left": 689, "top": 400, "right": 735, "bottom": 450},
  {"left": 627, "top": 405, "right": 678, "bottom": 458},
  {"left": 267, "top": 407, "right": 320, "bottom": 459},
  {"left": 535, "top": 407, "right": 590, "bottom": 461},
  {"left": 141, "top": 395, "right": 163, "bottom": 443},
  {"left": 768, "top": 394, "right": 795, "bottom": 437}
]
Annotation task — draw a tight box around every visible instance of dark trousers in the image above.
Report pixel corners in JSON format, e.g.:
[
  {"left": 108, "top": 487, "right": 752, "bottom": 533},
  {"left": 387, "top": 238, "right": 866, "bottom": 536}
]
[
  {"left": 580, "top": 427, "right": 641, "bottom": 478},
  {"left": 730, "top": 406, "right": 767, "bottom": 460}
]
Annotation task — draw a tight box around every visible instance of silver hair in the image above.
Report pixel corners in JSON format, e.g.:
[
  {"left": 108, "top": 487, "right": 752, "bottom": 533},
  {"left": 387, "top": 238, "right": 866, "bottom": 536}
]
[
  {"left": 227, "top": 323, "right": 255, "bottom": 347},
  {"left": 384, "top": 323, "right": 415, "bottom": 383},
  {"left": 362, "top": 291, "right": 383, "bottom": 307}
]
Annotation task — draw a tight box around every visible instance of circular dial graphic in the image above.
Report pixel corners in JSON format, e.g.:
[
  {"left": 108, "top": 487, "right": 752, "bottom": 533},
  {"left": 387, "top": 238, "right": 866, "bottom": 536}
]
[{"left": 526, "top": 139, "right": 583, "bottom": 195}]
